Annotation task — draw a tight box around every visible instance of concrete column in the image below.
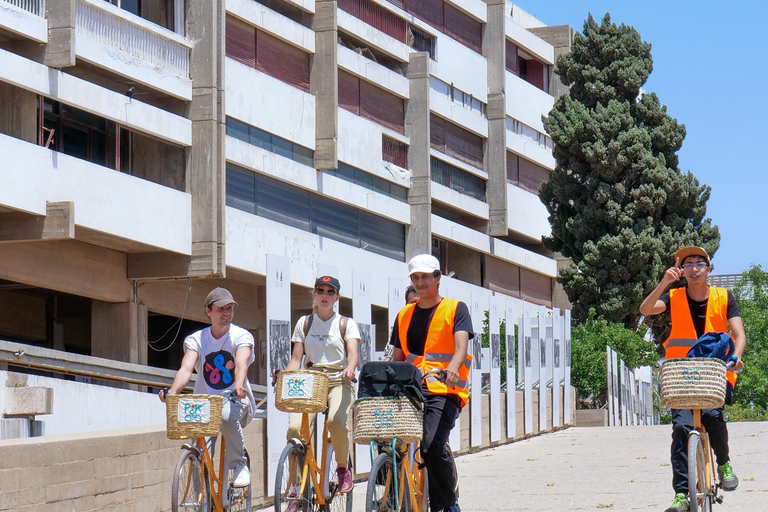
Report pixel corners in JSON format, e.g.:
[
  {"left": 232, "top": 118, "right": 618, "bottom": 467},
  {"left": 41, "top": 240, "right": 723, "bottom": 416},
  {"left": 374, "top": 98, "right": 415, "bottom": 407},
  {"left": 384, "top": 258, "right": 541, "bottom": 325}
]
[
  {"left": 91, "top": 301, "right": 148, "bottom": 366},
  {"left": 404, "top": 52, "right": 431, "bottom": 259},
  {"left": 44, "top": 0, "right": 76, "bottom": 68},
  {"left": 484, "top": 0, "right": 508, "bottom": 237},
  {"left": 0, "top": 83, "right": 37, "bottom": 143},
  {"left": 528, "top": 25, "right": 574, "bottom": 100},
  {"left": 186, "top": 0, "right": 226, "bottom": 277},
  {"left": 312, "top": 1, "right": 338, "bottom": 170},
  {"left": 552, "top": 255, "right": 572, "bottom": 310}
]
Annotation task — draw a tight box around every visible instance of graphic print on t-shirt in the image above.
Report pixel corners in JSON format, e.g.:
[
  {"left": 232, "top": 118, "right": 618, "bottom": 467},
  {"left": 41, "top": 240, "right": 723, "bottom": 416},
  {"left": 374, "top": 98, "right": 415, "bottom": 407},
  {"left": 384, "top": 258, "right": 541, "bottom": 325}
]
[{"left": 203, "top": 350, "right": 235, "bottom": 390}]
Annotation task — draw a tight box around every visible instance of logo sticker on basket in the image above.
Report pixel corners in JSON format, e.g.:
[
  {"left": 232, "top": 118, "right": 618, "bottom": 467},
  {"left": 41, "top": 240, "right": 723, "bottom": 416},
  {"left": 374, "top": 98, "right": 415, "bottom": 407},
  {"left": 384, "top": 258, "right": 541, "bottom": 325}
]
[
  {"left": 178, "top": 398, "right": 211, "bottom": 423},
  {"left": 682, "top": 367, "right": 701, "bottom": 386},
  {"left": 373, "top": 406, "right": 395, "bottom": 429},
  {"left": 282, "top": 374, "right": 315, "bottom": 399}
]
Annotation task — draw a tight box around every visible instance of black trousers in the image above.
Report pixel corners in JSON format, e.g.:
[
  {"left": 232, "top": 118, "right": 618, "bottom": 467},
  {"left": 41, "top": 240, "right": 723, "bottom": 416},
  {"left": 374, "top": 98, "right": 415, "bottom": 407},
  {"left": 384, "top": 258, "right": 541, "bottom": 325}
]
[
  {"left": 421, "top": 392, "right": 461, "bottom": 512},
  {"left": 670, "top": 407, "right": 730, "bottom": 494}
]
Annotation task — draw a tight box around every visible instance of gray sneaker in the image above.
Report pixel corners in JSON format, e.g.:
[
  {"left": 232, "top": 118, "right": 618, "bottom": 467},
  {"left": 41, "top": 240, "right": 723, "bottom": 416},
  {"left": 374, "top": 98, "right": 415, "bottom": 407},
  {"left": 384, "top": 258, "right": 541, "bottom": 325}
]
[
  {"left": 718, "top": 461, "right": 739, "bottom": 491},
  {"left": 665, "top": 492, "right": 688, "bottom": 512}
]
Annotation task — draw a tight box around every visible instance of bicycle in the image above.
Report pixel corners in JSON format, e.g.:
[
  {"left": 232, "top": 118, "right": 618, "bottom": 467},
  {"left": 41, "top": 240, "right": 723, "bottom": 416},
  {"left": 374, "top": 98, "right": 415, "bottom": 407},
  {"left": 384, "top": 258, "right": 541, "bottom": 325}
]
[
  {"left": 364, "top": 369, "right": 459, "bottom": 512},
  {"left": 164, "top": 390, "right": 252, "bottom": 512},
  {"left": 273, "top": 371, "right": 353, "bottom": 512}
]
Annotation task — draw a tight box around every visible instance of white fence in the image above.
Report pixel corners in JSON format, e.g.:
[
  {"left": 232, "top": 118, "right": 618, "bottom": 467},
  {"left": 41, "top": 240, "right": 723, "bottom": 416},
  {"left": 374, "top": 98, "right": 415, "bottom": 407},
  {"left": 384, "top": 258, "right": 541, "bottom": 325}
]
[
  {"left": 2, "top": 0, "right": 45, "bottom": 17},
  {"left": 75, "top": 0, "right": 190, "bottom": 79},
  {"left": 606, "top": 346, "right": 655, "bottom": 425}
]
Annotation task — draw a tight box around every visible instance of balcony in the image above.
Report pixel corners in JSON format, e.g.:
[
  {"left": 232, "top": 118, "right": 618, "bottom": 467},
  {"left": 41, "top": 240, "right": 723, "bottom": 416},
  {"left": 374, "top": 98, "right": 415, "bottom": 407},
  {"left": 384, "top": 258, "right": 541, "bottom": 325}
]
[
  {"left": 75, "top": 0, "right": 192, "bottom": 99},
  {"left": 0, "top": 0, "right": 47, "bottom": 42}
]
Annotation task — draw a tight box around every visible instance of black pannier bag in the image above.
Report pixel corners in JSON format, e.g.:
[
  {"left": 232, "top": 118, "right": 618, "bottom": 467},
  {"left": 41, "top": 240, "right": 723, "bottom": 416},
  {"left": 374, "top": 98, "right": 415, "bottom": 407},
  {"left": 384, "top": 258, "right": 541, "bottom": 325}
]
[{"left": 358, "top": 361, "right": 424, "bottom": 410}]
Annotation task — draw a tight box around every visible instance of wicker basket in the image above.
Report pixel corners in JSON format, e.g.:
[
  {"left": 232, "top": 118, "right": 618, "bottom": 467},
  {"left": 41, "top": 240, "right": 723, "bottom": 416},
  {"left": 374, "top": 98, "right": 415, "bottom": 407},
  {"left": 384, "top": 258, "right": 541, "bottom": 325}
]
[
  {"left": 353, "top": 397, "right": 423, "bottom": 444},
  {"left": 660, "top": 358, "right": 727, "bottom": 410},
  {"left": 275, "top": 370, "right": 329, "bottom": 413},
  {"left": 166, "top": 394, "right": 223, "bottom": 440}
]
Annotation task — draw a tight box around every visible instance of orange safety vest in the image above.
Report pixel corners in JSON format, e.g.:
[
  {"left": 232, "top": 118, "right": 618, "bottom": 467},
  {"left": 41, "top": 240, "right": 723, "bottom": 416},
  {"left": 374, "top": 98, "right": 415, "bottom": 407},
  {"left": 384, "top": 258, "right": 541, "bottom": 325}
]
[
  {"left": 397, "top": 298, "right": 473, "bottom": 406},
  {"left": 664, "top": 286, "right": 737, "bottom": 387}
]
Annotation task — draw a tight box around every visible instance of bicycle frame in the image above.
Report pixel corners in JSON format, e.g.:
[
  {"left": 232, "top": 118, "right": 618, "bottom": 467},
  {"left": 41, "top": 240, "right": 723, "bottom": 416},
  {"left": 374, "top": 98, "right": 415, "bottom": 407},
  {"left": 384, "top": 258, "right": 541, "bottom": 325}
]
[
  {"left": 294, "top": 411, "right": 334, "bottom": 507},
  {"left": 690, "top": 408, "right": 719, "bottom": 509},
  {"left": 192, "top": 435, "right": 228, "bottom": 512}
]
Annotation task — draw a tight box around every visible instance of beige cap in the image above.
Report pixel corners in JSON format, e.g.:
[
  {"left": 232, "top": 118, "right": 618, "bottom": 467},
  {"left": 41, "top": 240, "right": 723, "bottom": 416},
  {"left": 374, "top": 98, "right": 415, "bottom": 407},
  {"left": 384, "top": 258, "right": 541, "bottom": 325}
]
[{"left": 674, "top": 246, "right": 710, "bottom": 265}]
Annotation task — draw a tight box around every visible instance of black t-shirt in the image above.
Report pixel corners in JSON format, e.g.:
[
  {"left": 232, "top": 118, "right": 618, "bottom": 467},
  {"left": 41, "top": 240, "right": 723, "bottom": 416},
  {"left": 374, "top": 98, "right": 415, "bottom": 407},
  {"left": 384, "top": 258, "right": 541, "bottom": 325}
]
[
  {"left": 390, "top": 300, "right": 474, "bottom": 355},
  {"left": 660, "top": 289, "right": 740, "bottom": 339}
]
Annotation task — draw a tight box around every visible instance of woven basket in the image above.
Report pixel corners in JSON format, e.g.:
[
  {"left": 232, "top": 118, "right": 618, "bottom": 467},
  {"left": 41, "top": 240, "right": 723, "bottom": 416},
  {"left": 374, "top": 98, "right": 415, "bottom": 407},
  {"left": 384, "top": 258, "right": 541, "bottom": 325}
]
[
  {"left": 166, "top": 394, "right": 223, "bottom": 440},
  {"left": 660, "top": 358, "right": 727, "bottom": 410},
  {"left": 275, "top": 370, "right": 329, "bottom": 413},
  {"left": 353, "top": 397, "right": 423, "bottom": 444}
]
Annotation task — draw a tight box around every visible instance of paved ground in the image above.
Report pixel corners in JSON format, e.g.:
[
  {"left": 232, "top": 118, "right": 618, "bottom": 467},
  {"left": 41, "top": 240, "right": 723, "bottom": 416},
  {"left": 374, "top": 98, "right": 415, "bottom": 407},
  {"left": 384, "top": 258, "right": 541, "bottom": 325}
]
[{"left": 262, "top": 421, "right": 768, "bottom": 511}]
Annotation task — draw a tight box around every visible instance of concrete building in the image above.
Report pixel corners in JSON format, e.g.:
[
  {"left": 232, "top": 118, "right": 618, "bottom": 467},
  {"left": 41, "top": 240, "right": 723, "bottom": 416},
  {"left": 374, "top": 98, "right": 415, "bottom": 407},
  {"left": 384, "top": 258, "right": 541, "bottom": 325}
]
[{"left": 0, "top": 0, "right": 571, "bottom": 405}]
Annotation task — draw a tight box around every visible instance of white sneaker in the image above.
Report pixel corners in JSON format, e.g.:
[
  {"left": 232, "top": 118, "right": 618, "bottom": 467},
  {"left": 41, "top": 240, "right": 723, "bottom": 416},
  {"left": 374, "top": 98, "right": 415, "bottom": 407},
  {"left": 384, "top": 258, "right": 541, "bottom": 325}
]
[{"left": 233, "top": 462, "right": 251, "bottom": 487}]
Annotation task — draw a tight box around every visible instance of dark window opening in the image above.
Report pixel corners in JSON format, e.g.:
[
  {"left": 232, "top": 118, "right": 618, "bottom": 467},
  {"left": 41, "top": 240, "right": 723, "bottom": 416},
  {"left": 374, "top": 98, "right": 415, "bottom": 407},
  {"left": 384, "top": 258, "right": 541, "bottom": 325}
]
[
  {"left": 506, "top": 152, "right": 550, "bottom": 194},
  {"left": 430, "top": 156, "right": 486, "bottom": 202},
  {"left": 337, "top": 31, "right": 408, "bottom": 74},
  {"left": 382, "top": 136, "right": 408, "bottom": 169},
  {"left": 430, "top": 115, "right": 484, "bottom": 169},
  {"left": 254, "top": 0, "right": 313, "bottom": 29},
  {"left": 402, "top": 0, "right": 482, "bottom": 54},
  {"left": 408, "top": 24, "right": 437, "bottom": 59},
  {"left": 338, "top": 70, "right": 405, "bottom": 134},
  {"left": 506, "top": 40, "right": 551, "bottom": 94},
  {"left": 226, "top": 164, "right": 406, "bottom": 261}
]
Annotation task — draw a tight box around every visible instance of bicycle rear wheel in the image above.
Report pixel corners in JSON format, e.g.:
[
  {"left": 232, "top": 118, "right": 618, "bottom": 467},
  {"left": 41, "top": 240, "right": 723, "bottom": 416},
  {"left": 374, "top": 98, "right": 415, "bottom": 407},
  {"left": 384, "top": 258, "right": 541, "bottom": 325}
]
[
  {"left": 228, "top": 449, "right": 252, "bottom": 512},
  {"left": 172, "top": 447, "right": 210, "bottom": 512},
  {"left": 324, "top": 446, "right": 353, "bottom": 512},
  {"left": 275, "top": 443, "right": 309, "bottom": 512},
  {"left": 688, "top": 431, "right": 713, "bottom": 512},
  {"left": 366, "top": 452, "right": 401, "bottom": 512}
]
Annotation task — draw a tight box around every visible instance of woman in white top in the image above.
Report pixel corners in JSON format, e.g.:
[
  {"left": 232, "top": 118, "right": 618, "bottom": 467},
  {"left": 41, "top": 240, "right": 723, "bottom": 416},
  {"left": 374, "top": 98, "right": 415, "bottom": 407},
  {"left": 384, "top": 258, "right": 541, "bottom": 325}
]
[{"left": 284, "top": 275, "right": 360, "bottom": 494}]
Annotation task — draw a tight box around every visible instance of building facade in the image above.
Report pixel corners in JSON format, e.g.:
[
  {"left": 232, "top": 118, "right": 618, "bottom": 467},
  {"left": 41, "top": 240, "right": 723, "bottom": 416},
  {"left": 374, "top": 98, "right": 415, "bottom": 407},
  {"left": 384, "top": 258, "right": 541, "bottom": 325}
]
[{"left": 0, "top": 0, "right": 571, "bottom": 385}]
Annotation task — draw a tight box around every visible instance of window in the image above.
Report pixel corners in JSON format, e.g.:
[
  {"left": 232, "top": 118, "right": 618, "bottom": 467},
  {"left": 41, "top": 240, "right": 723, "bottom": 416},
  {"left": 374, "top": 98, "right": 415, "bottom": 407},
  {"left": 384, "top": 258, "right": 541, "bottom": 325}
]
[
  {"left": 506, "top": 40, "right": 551, "bottom": 94},
  {"left": 403, "top": 0, "right": 482, "bottom": 54},
  {"left": 430, "top": 77, "right": 486, "bottom": 117},
  {"left": 409, "top": 25, "right": 436, "bottom": 59},
  {"left": 226, "top": 164, "right": 406, "bottom": 260},
  {"left": 324, "top": 161, "right": 407, "bottom": 202},
  {"left": 430, "top": 115, "right": 484, "bottom": 169},
  {"left": 338, "top": 0, "right": 407, "bottom": 43},
  {"left": 338, "top": 70, "right": 405, "bottom": 134},
  {"left": 382, "top": 136, "right": 408, "bottom": 169},
  {"left": 506, "top": 116, "right": 551, "bottom": 149},
  {"left": 225, "top": 16, "right": 310, "bottom": 91},
  {"left": 226, "top": 117, "right": 314, "bottom": 167},
  {"left": 507, "top": 152, "right": 550, "bottom": 194},
  {"left": 431, "top": 157, "right": 486, "bottom": 202},
  {"left": 40, "top": 97, "right": 130, "bottom": 172}
]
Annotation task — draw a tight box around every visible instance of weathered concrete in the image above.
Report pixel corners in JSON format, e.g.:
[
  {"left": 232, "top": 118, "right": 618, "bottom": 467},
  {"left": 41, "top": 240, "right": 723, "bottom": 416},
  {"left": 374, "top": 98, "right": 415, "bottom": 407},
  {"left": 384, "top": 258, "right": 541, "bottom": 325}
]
[
  {"left": 44, "top": 0, "right": 76, "bottom": 68},
  {"left": 404, "top": 52, "right": 431, "bottom": 259},
  {"left": 91, "top": 300, "right": 148, "bottom": 367},
  {"left": 312, "top": 0, "right": 338, "bottom": 170},
  {"left": 0, "top": 82, "right": 37, "bottom": 144},
  {"left": 3, "top": 386, "right": 53, "bottom": 416}
]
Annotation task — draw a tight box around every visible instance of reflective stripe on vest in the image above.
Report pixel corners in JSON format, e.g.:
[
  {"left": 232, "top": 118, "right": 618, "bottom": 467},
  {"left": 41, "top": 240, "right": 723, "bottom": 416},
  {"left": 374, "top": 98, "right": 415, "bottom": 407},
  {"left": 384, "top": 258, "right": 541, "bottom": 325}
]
[
  {"left": 663, "top": 286, "right": 737, "bottom": 387},
  {"left": 397, "top": 298, "right": 472, "bottom": 406}
]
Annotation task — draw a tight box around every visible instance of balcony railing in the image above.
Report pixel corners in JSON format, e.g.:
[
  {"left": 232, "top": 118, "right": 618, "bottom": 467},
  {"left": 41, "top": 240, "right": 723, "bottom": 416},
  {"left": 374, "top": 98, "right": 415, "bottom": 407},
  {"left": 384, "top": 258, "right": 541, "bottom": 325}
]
[
  {"left": 75, "top": 0, "right": 190, "bottom": 79},
  {"left": 2, "top": 0, "right": 45, "bottom": 17}
]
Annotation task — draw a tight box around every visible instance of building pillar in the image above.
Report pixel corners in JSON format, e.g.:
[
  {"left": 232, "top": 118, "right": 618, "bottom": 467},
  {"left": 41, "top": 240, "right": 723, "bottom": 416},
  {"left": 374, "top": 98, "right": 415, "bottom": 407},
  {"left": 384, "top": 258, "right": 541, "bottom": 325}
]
[
  {"left": 44, "top": 0, "right": 76, "bottom": 68},
  {"left": 484, "top": 0, "right": 508, "bottom": 237},
  {"left": 186, "top": 0, "right": 226, "bottom": 277},
  {"left": 312, "top": 1, "right": 338, "bottom": 170},
  {"left": 91, "top": 301, "right": 148, "bottom": 366},
  {"left": 0, "top": 83, "right": 37, "bottom": 143},
  {"left": 404, "top": 52, "right": 431, "bottom": 259}
]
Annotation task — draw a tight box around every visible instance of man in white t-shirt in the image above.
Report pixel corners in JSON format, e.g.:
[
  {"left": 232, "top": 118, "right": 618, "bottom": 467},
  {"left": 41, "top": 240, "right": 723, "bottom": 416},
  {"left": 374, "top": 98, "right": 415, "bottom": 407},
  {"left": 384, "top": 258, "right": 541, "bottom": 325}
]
[{"left": 160, "top": 287, "right": 256, "bottom": 488}]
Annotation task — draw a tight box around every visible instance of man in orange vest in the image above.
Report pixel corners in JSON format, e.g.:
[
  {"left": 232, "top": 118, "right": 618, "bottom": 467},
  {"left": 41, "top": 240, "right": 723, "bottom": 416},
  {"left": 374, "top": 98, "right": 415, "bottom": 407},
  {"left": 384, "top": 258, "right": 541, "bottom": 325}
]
[
  {"left": 391, "top": 254, "right": 473, "bottom": 512},
  {"left": 640, "top": 246, "right": 746, "bottom": 512}
]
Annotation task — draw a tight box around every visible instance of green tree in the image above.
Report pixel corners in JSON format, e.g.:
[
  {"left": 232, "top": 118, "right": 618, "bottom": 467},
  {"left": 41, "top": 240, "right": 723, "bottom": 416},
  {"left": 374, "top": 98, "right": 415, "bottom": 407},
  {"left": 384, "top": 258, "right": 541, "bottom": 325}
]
[
  {"left": 540, "top": 14, "right": 720, "bottom": 328},
  {"left": 730, "top": 265, "right": 768, "bottom": 409},
  {"left": 571, "top": 309, "right": 657, "bottom": 408}
]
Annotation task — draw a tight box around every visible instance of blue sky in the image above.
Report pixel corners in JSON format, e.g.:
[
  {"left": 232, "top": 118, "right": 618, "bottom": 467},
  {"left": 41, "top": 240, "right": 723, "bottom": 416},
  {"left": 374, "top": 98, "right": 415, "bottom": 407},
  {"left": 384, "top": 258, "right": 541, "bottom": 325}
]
[{"left": 513, "top": 1, "right": 767, "bottom": 275}]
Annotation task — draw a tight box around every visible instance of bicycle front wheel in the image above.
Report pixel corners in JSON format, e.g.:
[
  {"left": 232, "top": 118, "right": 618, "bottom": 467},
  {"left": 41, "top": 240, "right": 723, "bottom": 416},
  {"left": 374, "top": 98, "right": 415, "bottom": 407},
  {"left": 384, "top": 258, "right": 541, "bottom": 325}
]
[
  {"left": 172, "top": 447, "right": 210, "bottom": 512},
  {"left": 366, "top": 452, "right": 406, "bottom": 512},
  {"left": 275, "top": 443, "right": 308, "bottom": 512},
  {"left": 688, "top": 432, "right": 713, "bottom": 512}
]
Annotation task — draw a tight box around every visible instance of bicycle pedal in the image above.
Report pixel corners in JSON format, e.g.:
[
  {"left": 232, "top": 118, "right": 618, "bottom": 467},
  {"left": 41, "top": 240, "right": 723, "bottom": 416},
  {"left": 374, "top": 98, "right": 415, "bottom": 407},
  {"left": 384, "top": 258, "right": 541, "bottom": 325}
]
[{"left": 715, "top": 495, "right": 724, "bottom": 504}]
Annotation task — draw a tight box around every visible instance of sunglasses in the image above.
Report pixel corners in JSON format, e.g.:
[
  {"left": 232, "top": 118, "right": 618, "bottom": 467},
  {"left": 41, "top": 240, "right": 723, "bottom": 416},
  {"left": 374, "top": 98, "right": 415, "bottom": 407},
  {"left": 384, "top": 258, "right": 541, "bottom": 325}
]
[
  {"left": 681, "top": 262, "right": 709, "bottom": 271},
  {"left": 314, "top": 287, "right": 337, "bottom": 296}
]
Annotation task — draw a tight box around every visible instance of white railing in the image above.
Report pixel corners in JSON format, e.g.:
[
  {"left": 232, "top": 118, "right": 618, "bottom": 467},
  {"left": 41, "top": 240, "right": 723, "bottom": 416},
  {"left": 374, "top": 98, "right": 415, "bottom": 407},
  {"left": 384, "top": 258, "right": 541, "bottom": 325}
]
[
  {"left": 2, "top": 0, "right": 45, "bottom": 17},
  {"left": 75, "top": 0, "right": 190, "bottom": 79}
]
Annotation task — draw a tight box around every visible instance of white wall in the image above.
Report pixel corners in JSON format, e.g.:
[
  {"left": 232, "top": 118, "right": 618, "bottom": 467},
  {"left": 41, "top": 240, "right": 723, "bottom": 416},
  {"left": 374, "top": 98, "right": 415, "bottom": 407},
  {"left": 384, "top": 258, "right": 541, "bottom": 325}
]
[
  {"left": 0, "top": 1, "right": 47, "bottom": 42},
  {"left": 506, "top": 72, "right": 554, "bottom": 134},
  {"left": 430, "top": 34, "right": 487, "bottom": 103},
  {"left": 0, "top": 134, "right": 192, "bottom": 254},
  {"left": 225, "top": 208, "right": 408, "bottom": 307},
  {"left": 0, "top": 371, "right": 166, "bottom": 436},
  {"left": 226, "top": 60, "right": 316, "bottom": 150},
  {"left": 507, "top": 182, "right": 551, "bottom": 242},
  {"left": 338, "top": 46, "right": 409, "bottom": 98}
]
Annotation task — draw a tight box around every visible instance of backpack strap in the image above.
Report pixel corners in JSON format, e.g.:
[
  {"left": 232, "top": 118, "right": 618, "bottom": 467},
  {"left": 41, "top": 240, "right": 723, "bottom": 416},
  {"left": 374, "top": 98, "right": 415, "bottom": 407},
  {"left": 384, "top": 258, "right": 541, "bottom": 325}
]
[
  {"left": 302, "top": 314, "right": 314, "bottom": 339},
  {"left": 340, "top": 316, "right": 348, "bottom": 341}
]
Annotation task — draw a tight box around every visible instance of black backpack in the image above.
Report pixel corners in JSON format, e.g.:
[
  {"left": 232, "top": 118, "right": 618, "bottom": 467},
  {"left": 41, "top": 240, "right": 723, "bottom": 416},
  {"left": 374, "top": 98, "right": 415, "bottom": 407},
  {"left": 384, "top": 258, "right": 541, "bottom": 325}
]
[{"left": 358, "top": 361, "right": 425, "bottom": 410}]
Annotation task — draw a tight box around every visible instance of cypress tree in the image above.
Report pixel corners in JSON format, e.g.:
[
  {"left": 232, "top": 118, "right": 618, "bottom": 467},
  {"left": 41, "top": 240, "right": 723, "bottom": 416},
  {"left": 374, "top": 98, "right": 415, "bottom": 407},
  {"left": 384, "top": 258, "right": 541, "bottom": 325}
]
[{"left": 541, "top": 14, "right": 720, "bottom": 328}]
